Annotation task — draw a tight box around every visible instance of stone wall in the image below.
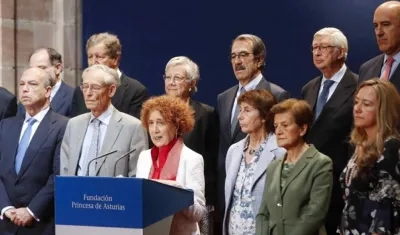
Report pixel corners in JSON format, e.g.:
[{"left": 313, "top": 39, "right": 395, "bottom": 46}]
[{"left": 0, "top": 0, "right": 82, "bottom": 95}]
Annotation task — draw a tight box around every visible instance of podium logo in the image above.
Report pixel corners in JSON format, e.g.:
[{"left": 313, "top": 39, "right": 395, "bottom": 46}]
[{"left": 70, "top": 193, "right": 126, "bottom": 211}]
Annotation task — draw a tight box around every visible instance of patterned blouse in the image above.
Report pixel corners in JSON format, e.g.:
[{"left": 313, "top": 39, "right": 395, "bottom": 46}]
[
  {"left": 339, "top": 138, "right": 400, "bottom": 235},
  {"left": 228, "top": 137, "right": 269, "bottom": 235},
  {"left": 281, "top": 162, "right": 296, "bottom": 188}
]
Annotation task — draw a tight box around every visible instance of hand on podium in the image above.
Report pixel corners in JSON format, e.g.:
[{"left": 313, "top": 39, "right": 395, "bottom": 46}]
[{"left": 153, "top": 179, "right": 183, "bottom": 189}]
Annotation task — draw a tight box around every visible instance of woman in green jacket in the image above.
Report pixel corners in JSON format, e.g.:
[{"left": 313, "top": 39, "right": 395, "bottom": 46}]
[{"left": 256, "top": 99, "right": 333, "bottom": 235}]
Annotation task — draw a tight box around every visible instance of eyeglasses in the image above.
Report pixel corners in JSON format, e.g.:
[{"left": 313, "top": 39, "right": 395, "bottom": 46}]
[
  {"left": 163, "top": 75, "right": 188, "bottom": 83},
  {"left": 80, "top": 84, "right": 107, "bottom": 92},
  {"left": 310, "top": 45, "right": 336, "bottom": 53},
  {"left": 230, "top": 52, "right": 253, "bottom": 61}
]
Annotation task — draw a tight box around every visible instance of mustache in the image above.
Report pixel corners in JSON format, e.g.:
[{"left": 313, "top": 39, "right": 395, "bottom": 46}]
[{"left": 235, "top": 65, "right": 245, "bottom": 71}]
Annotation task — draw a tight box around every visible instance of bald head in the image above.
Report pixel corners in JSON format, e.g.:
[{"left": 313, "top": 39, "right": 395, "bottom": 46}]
[
  {"left": 19, "top": 67, "right": 53, "bottom": 111},
  {"left": 374, "top": 1, "right": 400, "bottom": 56}
]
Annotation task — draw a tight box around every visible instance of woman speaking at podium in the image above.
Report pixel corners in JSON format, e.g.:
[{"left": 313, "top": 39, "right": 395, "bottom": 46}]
[{"left": 136, "top": 95, "right": 206, "bottom": 235}]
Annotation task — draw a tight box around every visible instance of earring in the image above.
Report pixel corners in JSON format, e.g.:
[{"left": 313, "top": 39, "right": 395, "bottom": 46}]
[{"left": 189, "top": 88, "right": 192, "bottom": 92}]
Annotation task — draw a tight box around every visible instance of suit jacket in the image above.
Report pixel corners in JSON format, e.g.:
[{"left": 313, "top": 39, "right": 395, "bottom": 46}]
[
  {"left": 17, "top": 81, "right": 74, "bottom": 117},
  {"left": 222, "top": 134, "right": 285, "bottom": 235},
  {"left": 60, "top": 107, "right": 148, "bottom": 177},
  {"left": 216, "top": 77, "right": 289, "bottom": 215},
  {"left": 0, "top": 87, "right": 17, "bottom": 121},
  {"left": 136, "top": 144, "right": 206, "bottom": 235},
  {"left": 70, "top": 73, "right": 148, "bottom": 118},
  {"left": 301, "top": 68, "right": 358, "bottom": 234},
  {"left": 0, "top": 110, "right": 68, "bottom": 235},
  {"left": 359, "top": 54, "right": 400, "bottom": 91},
  {"left": 256, "top": 145, "right": 333, "bottom": 235},
  {"left": 183, "top": 99, "right": 219, "bottom": 206}
]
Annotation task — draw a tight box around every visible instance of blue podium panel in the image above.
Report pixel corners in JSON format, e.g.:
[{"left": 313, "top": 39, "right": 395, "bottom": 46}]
[{"left": 55, "top": 176, "right": 193, "bottom": 230}]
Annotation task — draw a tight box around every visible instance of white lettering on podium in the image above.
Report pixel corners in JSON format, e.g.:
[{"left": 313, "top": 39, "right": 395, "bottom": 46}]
[
  {"left": 70, "top": 194, "right": 126, "bottom": 211},
  {"left": 83, "top": 194, "right": 113, "bottom": 202}
]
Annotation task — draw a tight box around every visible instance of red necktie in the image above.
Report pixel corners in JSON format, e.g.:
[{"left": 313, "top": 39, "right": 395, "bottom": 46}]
[{"left": 381, "top": 57, "right": 395, "bottom": 81}]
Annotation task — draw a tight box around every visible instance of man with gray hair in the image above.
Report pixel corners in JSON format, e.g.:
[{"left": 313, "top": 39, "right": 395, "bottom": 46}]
[
  {"left": 0, "top": 67, "right": 69, "bottom": 234},
  {"left": 60, "top": 64, "right": 148, "bottom": 177},
  {"left": 71, "top": 32, "right": 148, "bottom": 118},
  {"left": 301, "top": 27, "right": 358, "bottom": 235},
  {"left": 216, "top": 33, "right": 289, "bottom": 233}
]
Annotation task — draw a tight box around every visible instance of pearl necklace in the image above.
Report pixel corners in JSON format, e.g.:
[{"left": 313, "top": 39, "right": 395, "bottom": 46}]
[{"left": 345, "top": 158, "right": 357, "bottom": 187}]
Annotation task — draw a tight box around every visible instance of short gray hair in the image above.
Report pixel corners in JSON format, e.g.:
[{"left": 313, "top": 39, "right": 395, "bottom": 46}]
[
  {"left": 165, "top": 56, "right": 200, "bottom": 93},
  {"left": 313, "top": 27, "right": 348, "bottom": 60},
  {"left": 82, "top": 64, "right": 120, "bottom": 87}
]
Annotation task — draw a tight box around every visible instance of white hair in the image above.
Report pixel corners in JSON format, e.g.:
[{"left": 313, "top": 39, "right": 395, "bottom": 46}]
[
  {"left": 313, "top": 27, "right": 348, "bottom": 60},
  {"left": 165, "top": 56, "right": 200, "bottom": 93},
  {"left": 82, "top": 64, "right": 120, "bottom": 87}
]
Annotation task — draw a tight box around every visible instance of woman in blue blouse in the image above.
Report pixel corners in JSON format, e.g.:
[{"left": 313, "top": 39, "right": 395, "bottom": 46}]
[{"left": 222, "top": 90, "right": 285, "bottom": 235}]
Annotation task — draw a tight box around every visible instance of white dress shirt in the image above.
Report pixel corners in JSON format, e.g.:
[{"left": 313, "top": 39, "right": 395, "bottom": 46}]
[
  {"left": 1, "top": 107, "right": 50, "bottom": 221},
  {"left": 318, "top": 64, "right": 347, "bottom": 102},
  {"left": 230, "top": 73, "right": 263, "bottom": 123},
  {"left": 77, "top": 105, "right": 114, "bottom": 176},
  {"left": 50, "top": 80, "right": 62, "bottom": 102}
]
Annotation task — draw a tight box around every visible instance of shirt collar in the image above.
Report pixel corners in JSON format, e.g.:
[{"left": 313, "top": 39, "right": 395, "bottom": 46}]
[
  {"left": 321, "top": 64, "right": 347, "bottom": 85},
  {"left": 238, "top": 73, "right": 263, "bottom": 91},
  {"left": 384, "top": 52, "right": 400, "bottom": 63},
  {"left": 116, "top": 68, "right": 122, "bottom": 79},
  {"left": 51, "top": 80, "right": 62, "bottom": 97},
  {"left": 90, "top": 104, "right": 114, "bottom": 126},
  {"left": 24, "top": 106, "right": 50, "bottom": 123}
]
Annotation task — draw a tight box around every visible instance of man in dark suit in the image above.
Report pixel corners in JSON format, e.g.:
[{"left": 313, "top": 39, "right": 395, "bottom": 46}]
[
  {"left": 302, "top": 27, "right": 358, "bottom": 235},
  {"left": 359, "top": 1, "right": 400, "bottom": 90},
  {"left": 71, "top": 32, "right": 148, "bottom": 118},
  {"left": 0, "top": 67, "right": 68, "bottom": 235},
  {"left": 0, "top": 87, "right": 17, "bottom": 121},
  {"left": 17, "top": 47, "right": 74, "bottom": 117},
  {"left": 216, "top": 34, "right": 289, "bottom": 232}
]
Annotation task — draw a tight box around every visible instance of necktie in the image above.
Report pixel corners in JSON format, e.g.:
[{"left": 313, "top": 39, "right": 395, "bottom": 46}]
[
  {"left": 86, "top": 118, "right": 101, "bottom": 176},
  {"left": 231, "top": 87, "right": 246, "bottom": 136},
  {"left": 15, "top": 118, "right": 37, "bottom": 174},
  {"left": 381, "top": 56, "right": 395, "bottom": 81},
  {"left": 315, "top": 80, "right": 335, "bottom": 119}
]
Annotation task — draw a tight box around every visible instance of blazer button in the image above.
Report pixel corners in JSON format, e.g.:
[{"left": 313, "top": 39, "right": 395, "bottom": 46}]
[{"left": 277, "top": 203, "right": 282, "bottom": 207}]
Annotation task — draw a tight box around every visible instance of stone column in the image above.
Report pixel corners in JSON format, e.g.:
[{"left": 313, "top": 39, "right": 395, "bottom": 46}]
[{"left": 0, "top": 0, "right": 82, "bottom": 95}]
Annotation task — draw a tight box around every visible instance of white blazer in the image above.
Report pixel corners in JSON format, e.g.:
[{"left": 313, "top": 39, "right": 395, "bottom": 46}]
[{"left": 136, "top": 145, "right": 206, "bottom": 235}]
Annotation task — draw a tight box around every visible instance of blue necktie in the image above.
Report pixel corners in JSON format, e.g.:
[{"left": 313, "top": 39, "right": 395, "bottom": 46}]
[
  {"left": 15, "top": 118, "right": 37, "bottom": 173},
  {"left": 86, "top": 118, "right": 101, "bottom": 176},
  {"left": 231, "top": 87, "right": 246, "bottom": 136},
  {"left": 315, "top": 80, "right": 335, "bottom": 119}
]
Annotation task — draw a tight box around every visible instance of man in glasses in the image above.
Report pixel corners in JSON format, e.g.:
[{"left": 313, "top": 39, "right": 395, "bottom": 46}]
[
  {"left": 215, "top": 33, "right": 289, "bottom": 234},
  {"left": 302, "top": 27, "right": 358, "bottom": 235},
  {"left": 60, "top": 64, "right": 148, "bottom": 178},
  {"left": 70, "top": 32, "right": 148, "bottom": 118},
  {"left": 18, "top": 47, "right": 74, "bottom": 117}
]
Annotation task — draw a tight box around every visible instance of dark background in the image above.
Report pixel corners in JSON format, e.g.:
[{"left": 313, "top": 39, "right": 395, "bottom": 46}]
[{"left": 82, "top": 0, "right": 383, "bottom": 107}]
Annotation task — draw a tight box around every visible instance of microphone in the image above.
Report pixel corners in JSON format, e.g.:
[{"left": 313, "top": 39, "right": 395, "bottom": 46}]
[
  {"left": 113, "top": 149, "right": 136, "bottom": 177},
  {"left": 85, "top": 150, "right": 118, "bottom": 176}
]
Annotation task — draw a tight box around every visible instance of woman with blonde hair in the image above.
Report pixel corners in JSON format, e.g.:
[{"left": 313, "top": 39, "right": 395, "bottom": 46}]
[{"left": 339, "top": 79, "right": 400, "bottom": 234}]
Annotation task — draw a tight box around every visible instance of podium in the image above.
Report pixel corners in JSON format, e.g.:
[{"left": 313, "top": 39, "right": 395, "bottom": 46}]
[{"left": 55, "top": 176, "right": 194, "bottom": 235}]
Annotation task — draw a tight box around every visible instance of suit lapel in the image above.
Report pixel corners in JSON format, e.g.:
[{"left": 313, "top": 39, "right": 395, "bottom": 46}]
[
  {"left": 251, "top": 134, "right": 278, "bottom": 189},
  {"left": 274, "top": 158, "right": 284, "bottom": 198},
  {"left": 112, "top": 74, "right": 128, "bottom": 109},
  {"left": 305, "top": 77, "right": 322, "bottom": 112},
  {"left": 50, "top": 82, "right": 67, "bottom": 112},
  {"left": 8, "top": 118, "right": 24, "bottom": 178},
  {"left": 281, "top": 146, "right": 317, "bottom": 195},
  {"left": 225, "top": 140, "right": 245, "bottom": 206},
  {"left": 69, "top": 114, "right": 91, "bottom": 175},
  {"left": 95, "top": 109, "right": 123, "bottom": 175},
  {"left": 371, "top": 55, "right": 385, "bottom": 78},
  {"left": 224, "top": 86, "right": 238, "bottom": 141},
  {"left": 315, "top": 69, "right": 357, "bottom": 123},
  {"left": 17, "top": 111, "right": 55, "bottom": 179}
]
